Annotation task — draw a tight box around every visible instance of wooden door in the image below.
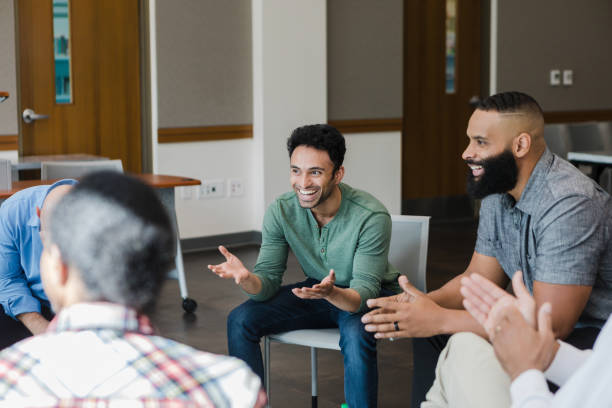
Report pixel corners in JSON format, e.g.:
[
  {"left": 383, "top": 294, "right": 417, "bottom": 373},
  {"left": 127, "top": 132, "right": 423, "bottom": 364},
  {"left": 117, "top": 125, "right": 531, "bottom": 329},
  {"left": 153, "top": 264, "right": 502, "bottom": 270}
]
[
  {"left": 17, "top": 0, "right": 142, "bottom": 173},
  {"left": 402, "top": 0, "right": 482, "bottom": 199}
]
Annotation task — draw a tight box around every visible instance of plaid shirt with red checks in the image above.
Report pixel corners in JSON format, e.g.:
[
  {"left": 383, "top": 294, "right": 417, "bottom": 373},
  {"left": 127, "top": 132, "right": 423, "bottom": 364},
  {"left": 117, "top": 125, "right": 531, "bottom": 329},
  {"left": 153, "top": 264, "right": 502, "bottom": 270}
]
[{"left": 0, "top": 303, "right": 264, "bottom": 407}]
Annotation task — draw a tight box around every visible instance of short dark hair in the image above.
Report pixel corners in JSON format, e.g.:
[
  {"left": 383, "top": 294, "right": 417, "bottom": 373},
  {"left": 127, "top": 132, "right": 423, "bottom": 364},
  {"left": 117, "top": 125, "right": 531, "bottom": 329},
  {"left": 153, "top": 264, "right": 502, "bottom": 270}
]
[
  {"left": 47, "top": 171, "right": 175, "bottom": 312},
  {"left": 287, "top": 124, "right": 346, "bottom": 172},
  {"left": 475, "top": 91, "right": 544, "bottom": 117}
]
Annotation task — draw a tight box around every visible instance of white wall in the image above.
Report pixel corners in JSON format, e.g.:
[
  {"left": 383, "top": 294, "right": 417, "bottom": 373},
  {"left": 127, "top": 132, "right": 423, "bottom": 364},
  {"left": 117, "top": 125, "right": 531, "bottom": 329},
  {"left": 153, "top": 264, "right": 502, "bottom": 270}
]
[
  {"left": 157, "top": 139, "right": 258, "bottom": 238},
  {"left": 342, "top": 131, "right": 402, "bottom": 215},
  {"left": 252, "top": 0, "right": 327, "bottom": 222},
  {"left": 0, "top": 151, "right": 17, "bottom": 163}
]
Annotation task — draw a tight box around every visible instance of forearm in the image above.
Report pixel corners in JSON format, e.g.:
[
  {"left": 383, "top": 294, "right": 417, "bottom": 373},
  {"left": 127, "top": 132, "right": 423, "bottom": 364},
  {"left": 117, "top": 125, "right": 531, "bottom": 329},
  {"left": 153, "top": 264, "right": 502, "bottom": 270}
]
[
  {"left": 428, "top": 273, "right": 466, "bottom": 309},
  {"left": 439, "top": 308, "right": 489, "bottom": 338},
  {"left": 324, "top": 287, "right": 361, "bottom": 312},
  {"left": 17, "top": 312, "right": 50, "bottom": 335},
  {"left": 239, "top": 272, "right": 263, "bottom": 295}
]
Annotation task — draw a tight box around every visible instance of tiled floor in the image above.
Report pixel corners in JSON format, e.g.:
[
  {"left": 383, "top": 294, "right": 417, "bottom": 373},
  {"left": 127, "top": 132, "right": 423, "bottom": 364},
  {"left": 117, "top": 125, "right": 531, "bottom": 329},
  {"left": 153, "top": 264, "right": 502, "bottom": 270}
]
[{"left": 149, "top": 219, "right": 478, "bottom": 407}]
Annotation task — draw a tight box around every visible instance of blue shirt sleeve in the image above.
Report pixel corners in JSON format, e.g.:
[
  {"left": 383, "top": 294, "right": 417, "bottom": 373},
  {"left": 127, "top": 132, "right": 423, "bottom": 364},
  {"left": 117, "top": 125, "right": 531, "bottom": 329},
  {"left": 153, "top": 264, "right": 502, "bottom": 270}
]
[{"left": 0, "top": 201, "right": 41, "bottom": 319}]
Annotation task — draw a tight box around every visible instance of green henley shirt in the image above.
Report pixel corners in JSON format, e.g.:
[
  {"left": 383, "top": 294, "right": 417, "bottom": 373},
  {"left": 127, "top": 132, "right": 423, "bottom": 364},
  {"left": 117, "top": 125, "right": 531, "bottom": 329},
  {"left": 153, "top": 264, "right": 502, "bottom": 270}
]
[{"left": 250, "top": 183, "right": 401, "bottom": 312}]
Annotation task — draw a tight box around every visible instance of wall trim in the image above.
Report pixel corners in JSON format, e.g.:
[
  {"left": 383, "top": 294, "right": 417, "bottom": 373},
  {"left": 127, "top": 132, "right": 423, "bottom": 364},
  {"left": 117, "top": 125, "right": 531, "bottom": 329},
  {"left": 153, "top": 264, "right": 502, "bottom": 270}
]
[
  {"left": 0, "top": 135, "right": 18, "bottom": 151},
  {"left": 158, "top": 124, "right": 253, "bottom": 143},
  {"left": 180, "top": 230, "right": 262, "bottom": 253},
  {"left": 328, "top": 118, "right": 402, "bottom": 134},
  {"left": 544, "top": 110, "right": 612, "bottom": 124}
]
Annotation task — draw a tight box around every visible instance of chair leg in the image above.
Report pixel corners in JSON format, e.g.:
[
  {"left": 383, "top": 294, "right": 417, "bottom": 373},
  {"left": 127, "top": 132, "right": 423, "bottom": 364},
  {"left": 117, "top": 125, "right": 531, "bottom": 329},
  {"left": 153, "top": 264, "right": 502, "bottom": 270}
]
[
  {"left": 264, "top": 336, "right": 271, "bottom": 408},
  {"left": 311, "top": 347, "right": 318, "bottom": 408}
]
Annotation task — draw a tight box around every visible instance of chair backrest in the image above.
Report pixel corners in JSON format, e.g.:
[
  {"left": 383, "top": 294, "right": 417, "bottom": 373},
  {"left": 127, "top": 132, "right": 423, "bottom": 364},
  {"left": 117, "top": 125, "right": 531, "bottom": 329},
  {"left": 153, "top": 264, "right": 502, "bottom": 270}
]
[
  {"left": 598, "top": 122, "right": 612, "bottom": 150},
  {"left": 0, "top": 159, "right": 11, "bottom": 190},
  {"left": 389, "top": 215, "right": 430, "bottom": 292},
  {"left": 41, "top": 159, "right": 123, "bottom": 180},
  {"left": 543, "top": 124, "right": 571, "bottom": 159},
  {"left": 568, "top": 122, "right": 606, "bottom": 152}
]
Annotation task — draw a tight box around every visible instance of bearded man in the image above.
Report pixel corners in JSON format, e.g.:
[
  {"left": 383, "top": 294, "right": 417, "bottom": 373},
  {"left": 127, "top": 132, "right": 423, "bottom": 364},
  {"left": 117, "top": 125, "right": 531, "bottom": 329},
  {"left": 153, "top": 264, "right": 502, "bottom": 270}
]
[
  {"left": 208, "top": 124, "right": 401, "bottom": 408},
  {"left": 361, "top": 92, "right": 612, "bottom": 407}
]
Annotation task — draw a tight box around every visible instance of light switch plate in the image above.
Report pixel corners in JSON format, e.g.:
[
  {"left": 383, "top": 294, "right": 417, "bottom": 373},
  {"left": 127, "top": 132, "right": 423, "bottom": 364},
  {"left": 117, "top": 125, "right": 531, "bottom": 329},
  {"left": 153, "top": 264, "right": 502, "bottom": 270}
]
[{"left": 549, "top": 69, "right": 561, "bottom": 86}]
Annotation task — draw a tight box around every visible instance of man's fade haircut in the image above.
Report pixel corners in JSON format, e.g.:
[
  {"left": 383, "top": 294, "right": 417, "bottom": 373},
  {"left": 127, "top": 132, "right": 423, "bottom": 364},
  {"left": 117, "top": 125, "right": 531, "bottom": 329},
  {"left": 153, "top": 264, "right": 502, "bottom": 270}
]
[
  {"left": 287, "top": 124, "right": 346, "bottom": 173},
  {"left": 47, "top": 171, "right": 175, "bottom": 312},
  {"left": 475, "top": 91, "right": 544, "bottom": 118}
]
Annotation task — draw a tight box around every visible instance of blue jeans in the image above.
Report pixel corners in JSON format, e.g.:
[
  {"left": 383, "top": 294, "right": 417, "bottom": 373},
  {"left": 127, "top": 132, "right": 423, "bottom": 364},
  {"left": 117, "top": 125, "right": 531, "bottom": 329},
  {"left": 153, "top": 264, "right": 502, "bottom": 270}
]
[{"left": 228, "top": 278, "right": 382, "bottom": 408}]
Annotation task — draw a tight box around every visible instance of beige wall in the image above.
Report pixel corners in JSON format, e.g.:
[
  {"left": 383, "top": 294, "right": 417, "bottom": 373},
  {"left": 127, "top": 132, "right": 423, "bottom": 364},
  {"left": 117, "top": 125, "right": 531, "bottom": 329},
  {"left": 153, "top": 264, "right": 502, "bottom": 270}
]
[
  {"left": 0, "top": 0, "right": 18, "bottom": 135},
  {"left": 156, "top": 0, "right": 252, "bottom": 127},
  {"left": 497, "top": 0, "right": 612, "bottom": 111},
  {"left": 327, "top": 0, "right": 403, "bottom": 120}
]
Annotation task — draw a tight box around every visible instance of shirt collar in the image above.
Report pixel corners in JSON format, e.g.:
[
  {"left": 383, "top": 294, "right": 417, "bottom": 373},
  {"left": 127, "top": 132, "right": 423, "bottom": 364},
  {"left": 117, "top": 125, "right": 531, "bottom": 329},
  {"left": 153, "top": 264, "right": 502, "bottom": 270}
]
[
  {"left": 27, "top": 179, "right": 79, "bottom": 228},
  {"left": 47, "top": 302, "right": 155, "bottom": 335},
  {"left": 514, "top": 148, "right": 554, "bottom": 214}
]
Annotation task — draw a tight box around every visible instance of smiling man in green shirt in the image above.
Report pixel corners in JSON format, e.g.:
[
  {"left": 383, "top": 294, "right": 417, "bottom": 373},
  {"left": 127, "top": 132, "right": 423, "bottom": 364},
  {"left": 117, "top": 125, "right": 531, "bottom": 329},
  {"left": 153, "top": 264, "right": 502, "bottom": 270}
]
[{"left": 209, "top": 124, "right": 400, "bottom": 407}]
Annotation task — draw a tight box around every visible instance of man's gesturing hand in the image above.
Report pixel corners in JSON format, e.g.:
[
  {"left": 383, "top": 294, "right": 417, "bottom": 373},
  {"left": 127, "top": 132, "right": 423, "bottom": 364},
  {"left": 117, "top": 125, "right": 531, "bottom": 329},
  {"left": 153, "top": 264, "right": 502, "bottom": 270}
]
[
  {"left": 292, "top": 270, "right": 336, "bottom": 299},
  {"left": 208, "top": 245, "right": 250, "bottom": 284},
  {"left": 361, "top": 275, "right": 444, "bottom": 339}
]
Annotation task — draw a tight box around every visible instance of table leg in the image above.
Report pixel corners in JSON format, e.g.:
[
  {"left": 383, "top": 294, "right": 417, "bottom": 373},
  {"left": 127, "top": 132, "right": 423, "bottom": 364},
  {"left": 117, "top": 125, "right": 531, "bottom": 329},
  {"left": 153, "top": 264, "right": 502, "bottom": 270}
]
[{"left": 156, "top": 187, "right": 197, "bottom": 313}]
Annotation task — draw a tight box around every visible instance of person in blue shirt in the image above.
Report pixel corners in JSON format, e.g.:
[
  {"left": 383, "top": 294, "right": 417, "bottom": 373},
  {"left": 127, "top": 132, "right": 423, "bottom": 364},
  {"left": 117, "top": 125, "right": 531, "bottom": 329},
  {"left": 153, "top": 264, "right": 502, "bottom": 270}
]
[{"left": 0, "top": 179, "right": 76, "bottom": 349}]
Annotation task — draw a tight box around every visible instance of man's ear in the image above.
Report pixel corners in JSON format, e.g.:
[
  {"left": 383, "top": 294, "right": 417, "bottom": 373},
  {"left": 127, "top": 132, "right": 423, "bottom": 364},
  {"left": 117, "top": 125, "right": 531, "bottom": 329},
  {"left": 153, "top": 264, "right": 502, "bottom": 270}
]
[
  {"left": 334, "top": 166, "right": 345, "bottom": 184},
  {"left": 36, "top": 206, "right": 42, "bottom": 219},
  {"left": 514, "top": 132, "right": 532, "bottom": 159},
  {"left": 48, "top": 245, "right": 70, "bottom": 286}
]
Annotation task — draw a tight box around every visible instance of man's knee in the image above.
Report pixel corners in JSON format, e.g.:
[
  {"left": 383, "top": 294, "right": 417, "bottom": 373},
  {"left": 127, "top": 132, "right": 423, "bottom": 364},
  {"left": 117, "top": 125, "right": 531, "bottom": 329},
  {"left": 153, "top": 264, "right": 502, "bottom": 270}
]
[
  {"left": 444, "top": 332, "right": 493, "bottom": 364},
  {"left": 227, "top": 301, "right": 259, "bottom": 338},
  {"left": 339, "top": 313, "right": 376, "bottom": 353}
]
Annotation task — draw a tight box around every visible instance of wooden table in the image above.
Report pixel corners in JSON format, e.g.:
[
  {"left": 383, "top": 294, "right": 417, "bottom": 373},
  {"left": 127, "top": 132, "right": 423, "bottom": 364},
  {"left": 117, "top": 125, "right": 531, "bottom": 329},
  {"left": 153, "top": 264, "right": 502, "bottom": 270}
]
[
  {"left": 567, "top": 150, "right": 612, "bottom": 181},
  {"left": 0, "top": 174, "right": 201, "bottom": 313}
]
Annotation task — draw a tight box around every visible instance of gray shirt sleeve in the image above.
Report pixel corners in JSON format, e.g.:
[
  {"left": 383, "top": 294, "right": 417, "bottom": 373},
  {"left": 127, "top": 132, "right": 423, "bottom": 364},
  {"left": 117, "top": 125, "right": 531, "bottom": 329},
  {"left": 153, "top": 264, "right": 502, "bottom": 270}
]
[
  {"left": 531, "top": 195, "right": 603, "bottom": 286},
  {"left": 474, "top": 196, "right": 500, "bottom": 258}
]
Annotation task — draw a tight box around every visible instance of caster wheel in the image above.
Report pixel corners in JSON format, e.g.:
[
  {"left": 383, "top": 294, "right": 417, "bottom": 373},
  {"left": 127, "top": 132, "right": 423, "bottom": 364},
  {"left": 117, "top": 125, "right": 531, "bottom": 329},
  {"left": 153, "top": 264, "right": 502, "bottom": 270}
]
[{"left": 182, "top": 298, "right": 197, "bottom": 313}]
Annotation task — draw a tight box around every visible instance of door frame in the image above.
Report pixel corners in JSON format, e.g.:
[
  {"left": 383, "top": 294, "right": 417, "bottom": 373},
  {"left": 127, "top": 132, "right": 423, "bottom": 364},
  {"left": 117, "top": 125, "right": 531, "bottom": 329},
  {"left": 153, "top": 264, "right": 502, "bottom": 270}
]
[{"left": 13, "top": 0, "right": 153, "bottom": 173}]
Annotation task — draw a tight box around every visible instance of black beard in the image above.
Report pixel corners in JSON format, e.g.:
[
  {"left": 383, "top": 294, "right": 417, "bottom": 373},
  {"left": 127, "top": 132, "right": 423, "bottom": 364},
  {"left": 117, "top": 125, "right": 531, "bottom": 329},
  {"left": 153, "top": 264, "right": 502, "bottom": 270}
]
[{"left": 466, "top": 149, "right": 519, "bottom": 199}]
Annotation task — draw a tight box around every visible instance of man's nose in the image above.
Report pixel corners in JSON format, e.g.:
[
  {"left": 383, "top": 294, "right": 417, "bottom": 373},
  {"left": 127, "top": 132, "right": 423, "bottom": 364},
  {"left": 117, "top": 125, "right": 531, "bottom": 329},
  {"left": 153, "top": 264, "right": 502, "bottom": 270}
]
[
  {"left": 298, "top": 173, "right": 310, "bottom": 186},
  {"left": 462, "top": 143, "right": 473, "bottom": 162}
]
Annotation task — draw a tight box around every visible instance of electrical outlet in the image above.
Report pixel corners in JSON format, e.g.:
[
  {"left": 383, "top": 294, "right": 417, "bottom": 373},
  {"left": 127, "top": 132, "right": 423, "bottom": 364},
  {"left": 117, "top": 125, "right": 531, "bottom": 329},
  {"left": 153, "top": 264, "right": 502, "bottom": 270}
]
[
  {"left": 229, "top": 179, "right": 244, "bottom": 197},
  {"left": 197, "top": 180, "right": 225, "bottom": 199},
  {"left": 206, "top": 179, "right": 225, "bottom": 198}
]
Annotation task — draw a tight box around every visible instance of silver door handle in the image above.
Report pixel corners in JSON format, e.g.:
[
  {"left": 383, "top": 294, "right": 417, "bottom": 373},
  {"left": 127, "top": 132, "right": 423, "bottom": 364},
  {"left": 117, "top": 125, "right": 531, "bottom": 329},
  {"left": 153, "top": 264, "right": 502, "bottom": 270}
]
[{"left": 22, "top": 108, "right": 49, "bottom": 124}]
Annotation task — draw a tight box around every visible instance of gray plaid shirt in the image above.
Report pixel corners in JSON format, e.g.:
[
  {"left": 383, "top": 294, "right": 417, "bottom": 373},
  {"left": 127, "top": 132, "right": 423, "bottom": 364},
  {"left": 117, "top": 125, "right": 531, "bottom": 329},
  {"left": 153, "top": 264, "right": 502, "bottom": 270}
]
[{"left": 475, "top": 148, "right": 612, "bottom": 328}]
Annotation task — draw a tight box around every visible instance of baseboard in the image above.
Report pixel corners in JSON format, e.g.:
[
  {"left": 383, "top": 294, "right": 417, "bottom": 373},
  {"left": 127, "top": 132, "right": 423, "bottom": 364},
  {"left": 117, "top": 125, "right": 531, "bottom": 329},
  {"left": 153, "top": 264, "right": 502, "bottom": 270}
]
[{"left": 180, "top": 230, "right": 262, "bottom": 253}]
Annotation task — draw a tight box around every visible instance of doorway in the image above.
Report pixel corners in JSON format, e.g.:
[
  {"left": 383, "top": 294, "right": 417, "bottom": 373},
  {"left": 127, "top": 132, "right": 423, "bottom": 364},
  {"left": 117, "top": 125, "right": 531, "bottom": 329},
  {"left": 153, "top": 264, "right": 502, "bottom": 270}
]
[
  {"left": 16, "top": 0, "right": 145, "bottom": 173},
  {"left": 402, "top": 0, "right": 484, "bottom": 217}
]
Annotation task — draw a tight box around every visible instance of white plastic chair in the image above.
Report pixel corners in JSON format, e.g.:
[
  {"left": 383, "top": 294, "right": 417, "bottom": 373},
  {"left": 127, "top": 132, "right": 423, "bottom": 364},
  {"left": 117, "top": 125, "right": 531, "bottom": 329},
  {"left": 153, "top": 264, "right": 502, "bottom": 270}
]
[
  {"left": 0, "top": 159, "right": 11, "bottom": 190},
  {"left": 543, "top": 124, "right": 571, "bottom": 159},
  {"left": 40, "top": 159, "right": 123, "bottom": 180},
  {"left": 263, "top": 214, "right": 430, "bottom": 407}
]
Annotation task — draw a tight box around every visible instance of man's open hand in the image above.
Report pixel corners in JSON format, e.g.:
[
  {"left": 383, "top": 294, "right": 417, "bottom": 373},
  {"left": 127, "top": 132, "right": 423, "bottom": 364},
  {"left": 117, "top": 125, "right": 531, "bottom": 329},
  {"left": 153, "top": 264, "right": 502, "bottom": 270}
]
[
  {"left": 292, "top": 270, "right": 336, "bottom": 299},
  {"left": 208, "top": 245, "right": 250, "bottom": 284}
]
